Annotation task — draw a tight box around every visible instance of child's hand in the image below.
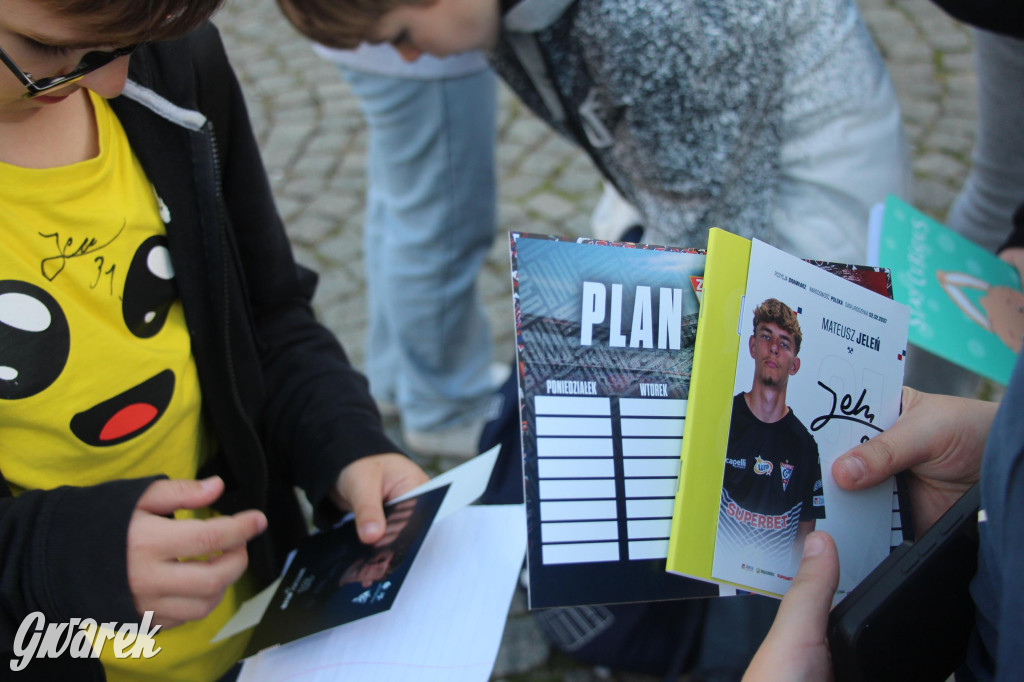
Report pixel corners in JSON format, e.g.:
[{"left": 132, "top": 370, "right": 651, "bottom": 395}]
[
  {"left": 126, "top": 477, "right": 267, "bottom": 628},
  {"left": 331, "top": 453, "right": 429, "bottom": 545}
]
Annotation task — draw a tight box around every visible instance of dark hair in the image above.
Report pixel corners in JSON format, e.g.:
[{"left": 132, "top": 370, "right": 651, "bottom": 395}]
[
  {"left": 752, "top": 298, "right": 802, "bottom": 355},
  {"left": 275, "top": 0, "right": 434, "bottom": 49},
  {"left": 43, "top": 0, "right": 226, "bottom": 44}
]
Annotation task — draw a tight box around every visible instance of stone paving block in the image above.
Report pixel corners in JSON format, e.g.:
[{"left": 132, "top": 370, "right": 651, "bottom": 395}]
[
  {"left": 914, "top": 177, "right": 961, "bottom": 218},
  {"left": 335, "top": 156, "right": 369, "bottom": 178},
  {"left": 913, "top": 151, "right": 969, "bottom": 184},
  {"left": 932, "top": 115, "right": 977, "bottom": 146},
  {"left": 292, "top": 152, "right": 340, "bottom": 178},
  {"left": 502, "top": 174, "right": 545, "bottom": 201},
  {"left": 254, "top": 73, "right": 300, "bottom": 97},
  {"left": 507, "top": 117, "right": 560, "bottom": 147},
  {"left": 517, "top": 154, "right": 562, "bottom": 181},
  {"left": 236, "top": 53, "right": 284, "bottom": 80},
  {"left": 538, "top": 132, "right": 580, "bottom": 158},
  {"left": 528, "top": 193, "right": 577, "bottom": 223},
  {"left": 859, "top": 6, "right": 906, "bottom": 30},
  {"left": 565, "top": 212, "right": 594, "bottom": 238},
  {"left": 289, "top": 239, "right": 320, "bottom": 263},
  {"left": 868, "top": 20, "right": 922, "bottom": 52},
  {"left": 287, "top": 213, "right": 340, "bottom": 243},
  {"left": 895, "top": 80, "right": 943, "bottom": 105},
  {"left": 221, "top": 44, "right": 265, "bottom": 68},
  {"left": 276, "top": 38, "right": 321, "bottom": 61},
  {"left": 284, "top": 175, "right": 328, "bottom": 200},
  {"left": 492, "top": 616, "right": 552, "bottom": 678},
  {"left": 479, "top": 266, "right": 513, "bottom": 302},
  {"left": 272, "top": 196, "right": 303, "bottom": 223},
  {"left": 483, "top": 249, "right": 512, "bottom": 275},
  {"left": 270, "top": 97, "right": 320, "bottom": 120},
  {"left": 261, "top": 123, "right": 314, "bottom": 167},
  {"left": 889, "top": 61, "right": 938, "bottom": 90},
  {"left": 246, "top": 112, "right": 269, "bottom": 142},
  {"left": 899, "top": 98, "right": 941, "bottom": 126},
  {"left": 315, "top": 128, "right": 359, "bottom": 153},
  {"left": 278, "top": 52, "right": 326, "bottom": 76},
  {"left": 942, "top": 50, "right": 977, "bottom": 73},
  {"left": 566, "top": 152, "right": 600, "bottom": 176},
  {"left": 315, "top": 81, "right": 356, "bottom": 100},
  {"left": 903, "top": 121, "right": 925, "bottom": 147},
  {"left": 930, "top": 32, "right": 974, "bottom": 55},
  {"left": 927, "top": 131, "right": 974, "bottom": 158},
  {"left": 327, "top": 175, "right": 367, "bottom": 202},
  {"left": 313, "top": 261, "right": 362, "bottom": 299},
  {"left": 318, "top": 298, "right": 367, "bottom": 351},
  {"left": 945, "top": 96, "right": 979, "bottom": 120},
  {"left": 553, "top": 169, "right": 602, "bottom": 199},
  {"left": 880, "top": 36, "right": 934, "bottom": 62},
  {"left": 318, "top": 232, "right": 364, "bottom": 270},
  {"left": 893, "top": 0, "right": 942, "bottom": 16},
  {"left": 319, "top": 112, "right": 367, "bottom": 135},
  {"left": 498, "top": 202, "right": 530, "bottom": 231},
  {"left": 488, "top": 314, "right": 518, "bottom": 362},
  {"left": 497, "top": 148, "right": 532, "bottom": 175}
]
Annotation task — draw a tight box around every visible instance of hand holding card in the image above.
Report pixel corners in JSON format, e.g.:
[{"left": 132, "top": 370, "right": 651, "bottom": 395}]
[{"left": 244, "top": 485, "right": 449, "bottom": 656}]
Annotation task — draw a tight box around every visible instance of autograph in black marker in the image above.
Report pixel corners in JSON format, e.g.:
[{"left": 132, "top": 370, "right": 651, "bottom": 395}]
[
  {"left": 810, "top": 381, "right": 879, "bottom": 444},
  {"left": 38, "top": 222, "right": 125, "bottom": 283}
]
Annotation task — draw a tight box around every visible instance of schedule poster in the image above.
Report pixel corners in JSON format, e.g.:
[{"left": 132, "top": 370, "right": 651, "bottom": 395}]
[{"left": 510, "top": 233, "right": 718, "bottom": 608}]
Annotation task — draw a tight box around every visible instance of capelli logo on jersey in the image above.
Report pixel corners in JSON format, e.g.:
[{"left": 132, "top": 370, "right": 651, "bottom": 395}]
[
  {"left": 753, "top": 455, "right": 773, "bottom": 476},
  {"left": 10, "top": 612, "right": 162, "bottom": 672},
  {"left": 725, "top": 457, "right": 747, "bottom": 470}
]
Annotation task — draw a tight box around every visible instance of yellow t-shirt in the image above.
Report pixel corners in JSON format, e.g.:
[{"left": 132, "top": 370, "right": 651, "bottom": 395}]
[{"left": 0, "top": 90, "right": 252, "bottom": 681}]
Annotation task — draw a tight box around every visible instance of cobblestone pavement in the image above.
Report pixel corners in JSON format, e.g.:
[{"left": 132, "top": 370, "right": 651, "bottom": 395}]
[{"left": 214, "top": 0, "right": 979, "bottom": 679}]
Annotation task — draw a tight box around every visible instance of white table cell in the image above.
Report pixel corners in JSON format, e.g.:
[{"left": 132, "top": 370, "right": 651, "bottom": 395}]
[
  {"left": 540, "top": 500, "right": 617, "bottom": 521},
  {"left": 538, "top": 437, "right": 613, "bottom": 458},
  {"left": 535, "top": 396, "right": 611, "bottom": 416},
  {"left": 539, "top": 479, "right": 616, "bottom": 500},
  {"left": 624, "top": 459, "right": 681, "bottom": 478},
  {"left": 537, "top": 416, "right": 612, "bottom": 437},
  {"left": 619, "top": 398, "right": 687, "bottom": 417},
  {"left": 622, "top": 438, "right": 683, "bottom": 457},
  {"left": 538, "top": 458, "right": 615, "bottom": 479},
  {"left": 542, "top": 542, "right": 620, "bottom": 565},
  {"left": 624, "top": 478, "right": 677, "bottom": 498},
  {"left": 626, "top": 498, "right": 675, "bottom": 519},
  {"left": 541, "top": 521, "right": 618, "bottom": 543},
  {"left": 627, "top": 539, "right": 669, "bottom": 560},
  {"left": 621, "top": 418, "right": 684, "bottom": 437},
  {"left": 626, "top": 518, "right": 671, "bottom": 540}
]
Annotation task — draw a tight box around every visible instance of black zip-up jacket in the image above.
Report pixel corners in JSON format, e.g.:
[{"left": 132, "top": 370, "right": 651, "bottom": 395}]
[{"left": 0, "top": 24, "right": 401, "bottom": 678}]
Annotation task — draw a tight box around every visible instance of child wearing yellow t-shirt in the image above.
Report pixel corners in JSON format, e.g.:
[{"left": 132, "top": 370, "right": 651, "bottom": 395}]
[{"left": 0, "top": 1, "right": 426, "bottom": 678}]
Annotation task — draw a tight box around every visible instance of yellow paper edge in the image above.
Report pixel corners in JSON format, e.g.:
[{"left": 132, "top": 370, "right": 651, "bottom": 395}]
[{"left": 666, "top": 228, "right": 751, "bottom": 584}]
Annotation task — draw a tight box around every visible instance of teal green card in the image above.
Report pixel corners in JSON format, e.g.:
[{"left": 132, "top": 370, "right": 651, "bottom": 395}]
[{"left": 870, "top": 195, "right": 1022, "bottom": 385}]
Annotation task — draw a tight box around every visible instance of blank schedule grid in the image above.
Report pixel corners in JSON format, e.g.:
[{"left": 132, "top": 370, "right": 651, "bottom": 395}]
[
  {"left": 620, "top": 398, "right": 684, "bottom": 560},
  {"left": 535, "top": 395, "right": 685, "bottom": 565}
]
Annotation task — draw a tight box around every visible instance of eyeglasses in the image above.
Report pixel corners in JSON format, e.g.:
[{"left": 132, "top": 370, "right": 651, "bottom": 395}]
[{"left": 0, "top": 42, "right": 138, "bottom": 99}]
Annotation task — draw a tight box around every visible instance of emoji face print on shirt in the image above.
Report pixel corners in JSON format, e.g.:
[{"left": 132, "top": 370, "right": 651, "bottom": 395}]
[
  {"left": 0, "top": 90, "right": 211, "bottom": 492},
  {"left": 0, "top": 231, "right": 178, "bottom": 446}
]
